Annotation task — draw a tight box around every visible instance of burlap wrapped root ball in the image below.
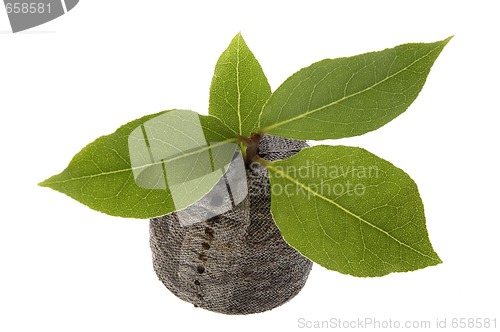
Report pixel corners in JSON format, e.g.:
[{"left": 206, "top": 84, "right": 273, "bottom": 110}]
[{"left": 149, "top": 135, "right": 313, "bottom": 315}]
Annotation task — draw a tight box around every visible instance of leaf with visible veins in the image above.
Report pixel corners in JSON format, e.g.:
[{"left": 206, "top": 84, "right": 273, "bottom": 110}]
[
  {"left": 260, "top": 37, "right": 452, "bottom": 140},
  {"left": 266, "top": 145, "right": 441, "bottom": 277},
  {"left": 209, "top": 33, "right": 271, "bottom": 137}
]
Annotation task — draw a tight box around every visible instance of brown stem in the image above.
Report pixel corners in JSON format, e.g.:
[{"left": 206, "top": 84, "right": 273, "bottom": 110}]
[{"left": 242, "top": 132, "right": 262, "bottom": 168}]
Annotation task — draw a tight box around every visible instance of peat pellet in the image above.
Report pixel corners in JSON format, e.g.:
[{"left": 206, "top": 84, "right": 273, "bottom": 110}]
[{"left": 150, "top": 135, "right": 313, "bottom": 315}]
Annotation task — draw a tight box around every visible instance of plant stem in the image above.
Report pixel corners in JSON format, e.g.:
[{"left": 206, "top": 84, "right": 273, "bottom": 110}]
[{"left": 241, "top": 133, "right": 262, "bottom": 168}]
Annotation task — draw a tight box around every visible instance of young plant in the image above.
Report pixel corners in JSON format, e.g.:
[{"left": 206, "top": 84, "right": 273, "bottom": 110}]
[{"left": 40, "top": 33, "right": 451, "bottom": 311}]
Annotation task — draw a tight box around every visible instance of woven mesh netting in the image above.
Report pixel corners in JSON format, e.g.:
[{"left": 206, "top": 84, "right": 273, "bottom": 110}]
[{"left": 149, "top": 135, "right": 313, "bottom": 315}]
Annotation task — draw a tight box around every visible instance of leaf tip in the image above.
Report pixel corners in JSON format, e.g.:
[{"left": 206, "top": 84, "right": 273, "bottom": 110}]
[
  {"left": 38, "top": 178, "right": 49, "bottom": 188},
  {"left": 443, "top": 35, "right": 454, "bottom": 44},
  {"left": 38, "top": 172, "right": 62, "bottom": 189},
  {"left": 233, "top": 31, "right": 246, "bottom": 44},
  {"left": 38, "top": 176, "right": 54, "bottom": 189}
]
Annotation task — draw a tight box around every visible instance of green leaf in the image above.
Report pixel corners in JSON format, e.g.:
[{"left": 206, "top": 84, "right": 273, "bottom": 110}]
[
  {"left": 39, "top": 110, "right": 239, "bottom": 219},
  {"left": 209, "top": 33, "right": 271, "bottom": 137},
  {"left": 260, "top": 37, "right": 452, "bottom": 140},
  {"left": 265, "top": 145, "right": 441, "bottom": 277}
]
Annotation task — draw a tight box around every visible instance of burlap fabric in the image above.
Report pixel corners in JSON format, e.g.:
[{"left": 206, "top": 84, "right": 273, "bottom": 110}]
[{"left": 149, "top": 135, "right": 313, "bottom": 315}]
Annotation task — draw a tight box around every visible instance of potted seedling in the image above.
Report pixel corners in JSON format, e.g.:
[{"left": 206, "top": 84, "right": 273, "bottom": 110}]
[{"left": 40, "top": 33, "right": 451, "bottom": 314}]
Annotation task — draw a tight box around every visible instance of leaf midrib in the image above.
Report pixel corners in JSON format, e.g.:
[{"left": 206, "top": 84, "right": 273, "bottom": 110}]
[
  {"left": 236, "top": 34, "right": 243, "bottom": 135},
  {"left": 42, "top": 138, "right": 238, "bottom": 185},
  {"left": 267, "top": 163, "right": 440, "bottom": 262},
  {"left": 261, "top": 42, "right": 444, "bottom": 133}
]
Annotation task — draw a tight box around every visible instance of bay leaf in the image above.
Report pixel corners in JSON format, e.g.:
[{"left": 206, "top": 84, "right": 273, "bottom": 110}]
[
  {"left": 209, "top": 33, "right": 271, "bottom": 137},
  {"left": 260, "top": 37, "right": 452, "bottom": 139},
  {"left": 39, "top": 110, "right": 239, "bottom": 218},
  {"left": 266, "top": 145, "right": 441, "bottom": 277}
]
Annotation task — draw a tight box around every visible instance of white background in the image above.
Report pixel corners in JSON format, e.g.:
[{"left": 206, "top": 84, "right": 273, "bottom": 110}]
[{"left": 1, "top": 1, "right": 499, "bottom": 331}]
